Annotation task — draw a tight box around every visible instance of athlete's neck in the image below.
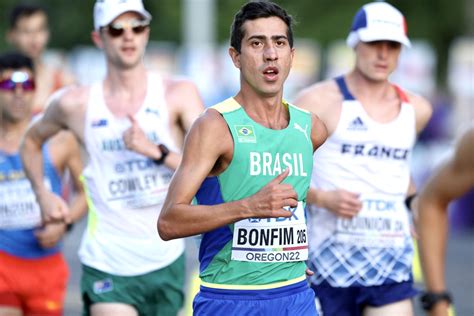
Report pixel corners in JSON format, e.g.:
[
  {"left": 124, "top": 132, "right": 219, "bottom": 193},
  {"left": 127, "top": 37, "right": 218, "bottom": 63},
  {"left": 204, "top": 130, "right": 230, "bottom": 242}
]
[
  {"left": 0, "top": 119, "right": 30, "bottom": 152},
  {"left": 105, "top": 64, "right": 147, "bottom": 93},
  {"left": 234, "top": 91, "right": 289, "bottom": 130},
  {"left": 346, "top": 71, "right": 393, "bottom": 104},
  {"left": 102, "top": 65, "right": 148, "bottom": 117}
]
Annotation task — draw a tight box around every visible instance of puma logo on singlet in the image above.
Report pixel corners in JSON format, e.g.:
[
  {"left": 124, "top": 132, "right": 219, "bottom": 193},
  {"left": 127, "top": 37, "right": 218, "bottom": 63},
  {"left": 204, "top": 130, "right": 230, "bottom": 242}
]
[{"left": 293, "top": 123, "right": 309, "bottom": 141}]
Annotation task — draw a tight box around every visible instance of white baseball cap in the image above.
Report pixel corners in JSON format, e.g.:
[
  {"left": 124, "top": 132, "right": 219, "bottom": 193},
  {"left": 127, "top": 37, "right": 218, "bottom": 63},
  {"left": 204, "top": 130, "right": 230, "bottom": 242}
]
[
  {"left": 346, "top": 2, "right": 411, "bottom": 48},
  {"left": 93, "top": 0, "right": 152, "bottom": 30}
]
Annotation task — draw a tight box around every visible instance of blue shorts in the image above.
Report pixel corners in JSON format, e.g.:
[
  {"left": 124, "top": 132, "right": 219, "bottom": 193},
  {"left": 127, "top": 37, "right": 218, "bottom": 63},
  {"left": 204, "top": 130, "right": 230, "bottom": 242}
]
[
  {"left": 312, "top": 280, "right": 418, "bottom": 316},
  {"left": 193, "top": 280, "right": 318, "bottom": 316}
]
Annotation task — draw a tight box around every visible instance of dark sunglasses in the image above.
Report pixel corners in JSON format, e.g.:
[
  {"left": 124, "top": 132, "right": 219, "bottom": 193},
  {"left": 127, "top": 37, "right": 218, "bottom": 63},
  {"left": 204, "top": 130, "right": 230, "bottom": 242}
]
[
  {"left": 0, "top": 78, "right": 35, "bottom": 92},
  {"left": 103, "top": 20, "right": 150, "bottom": 38}
]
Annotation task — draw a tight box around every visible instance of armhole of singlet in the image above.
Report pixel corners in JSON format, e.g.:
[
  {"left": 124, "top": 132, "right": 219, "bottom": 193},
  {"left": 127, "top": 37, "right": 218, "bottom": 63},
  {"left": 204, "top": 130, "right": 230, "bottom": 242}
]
[{"left": 335, "top": 76, "right": 355, "bottom": 101}]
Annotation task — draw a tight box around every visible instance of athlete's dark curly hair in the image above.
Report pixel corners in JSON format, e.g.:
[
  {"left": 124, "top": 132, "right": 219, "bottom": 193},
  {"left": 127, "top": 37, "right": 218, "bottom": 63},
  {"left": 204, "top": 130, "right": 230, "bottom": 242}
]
[
  {"left": 0, "top": 52, "right": 34, "bottom": 73},
  {"left": 230, "top": 1, "right": 294, "bottom": 53}
]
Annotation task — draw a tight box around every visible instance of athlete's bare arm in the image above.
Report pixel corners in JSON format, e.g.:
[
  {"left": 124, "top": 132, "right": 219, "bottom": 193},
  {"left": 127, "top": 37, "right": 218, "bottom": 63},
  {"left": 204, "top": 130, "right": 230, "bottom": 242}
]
[
  {"left": 34, "top": 131, "right": 87, "bottom": 248},
  {"left": 309, "top": 113, "right": 328, "bottom": 152},
  {"left": 295, "top": 81, "right": 342, "bottom": 135},
  {"left": 21, "top": 86, "right": 88, "bottom": 223},
  {"left": 158, "top": 109, "right": 298, "bottom": 240},
  {"left": 51, "top": 131, "right": 87, "bottom": 222},
  {"left": 417, "top": 128, "right": 474, "bottom": 316},
  {"left": 295, "top": 81, "right": 362, "bottom": 218},
  {"left": 405, "top": 92, "right": 433, "bottom": 134}
]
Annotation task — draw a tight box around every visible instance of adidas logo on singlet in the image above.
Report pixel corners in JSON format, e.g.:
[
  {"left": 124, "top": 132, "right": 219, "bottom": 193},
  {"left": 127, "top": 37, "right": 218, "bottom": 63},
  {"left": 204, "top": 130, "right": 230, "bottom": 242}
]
[
  {"left": 347, "top": 117, "right": 367, "bottom": 131},
  {"left": 91, "top": 119, "right": 108, "bottom": 127}
]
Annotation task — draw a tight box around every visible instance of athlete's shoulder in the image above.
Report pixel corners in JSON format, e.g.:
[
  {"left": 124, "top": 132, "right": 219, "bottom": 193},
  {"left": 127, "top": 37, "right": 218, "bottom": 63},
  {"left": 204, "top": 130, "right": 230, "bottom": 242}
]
[
  {"left": 163, "top": 75, "right": 198, "bottom": 94},
  {"left": 161, "top": 74, "right": 204, "bottom": 113},
  {"left": 454, "top": 127, "right": 474, "bottom": 170},
  {"left": 162, "top": 74, "right": 200, "bottom": 102},
  {"left": 210, "top": 98, "right": 241, "bottom": 114},
  {"left": 184, "top": 107, "right": 232, "bottom": 161},
  {"left": 399, "top": 88, "right": 431, "bottom": 109},
  {"left": 191, "top": 106, "right": 229, "bottom": 132},
  {"left": 399, "top": 88, "right": 433, "bottom": 133},
  {"left": 294, "top": 79, "right": 343, "bottom": 114},
  {"left": 53, "top": 85, "right": 90, "bottom": 111}
]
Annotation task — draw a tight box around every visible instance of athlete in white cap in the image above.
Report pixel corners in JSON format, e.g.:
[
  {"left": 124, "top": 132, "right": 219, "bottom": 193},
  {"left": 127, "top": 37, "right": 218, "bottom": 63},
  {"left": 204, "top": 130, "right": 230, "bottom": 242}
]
[
  {"left": 20, "top": 0, "right": 204, "bottom": 315},
  {"left": 294, "top": 2, "right": 432, "bottom": 316}
]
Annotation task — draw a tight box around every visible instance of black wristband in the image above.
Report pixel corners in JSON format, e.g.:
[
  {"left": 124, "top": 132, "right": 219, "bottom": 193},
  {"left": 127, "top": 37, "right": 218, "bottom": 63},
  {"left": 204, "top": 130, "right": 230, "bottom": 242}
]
[
  {"left": 404, "top": 194, "right": 417, "bottom": 212},
  {"left": 66, "top": 223, "right": 74, "bottom": 232},
  {"left": 420, "top": 291, "right": 453, "bottom": 311},
  {"left": 152, "top": 144, "right": 170, "bottom": 165}
]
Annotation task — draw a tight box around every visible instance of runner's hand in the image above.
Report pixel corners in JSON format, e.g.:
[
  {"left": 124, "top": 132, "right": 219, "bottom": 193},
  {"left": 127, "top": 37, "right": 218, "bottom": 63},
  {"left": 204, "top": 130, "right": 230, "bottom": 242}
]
[
  {"left": 37, "top": 190, "right": 71, "bottom": 224},
  {"left": 246, "top": 169, "right": 298, "bottom": 218},
  {"left": 123, "top": 115, "right": 159, "bottom": 158},
  {"left": 35, "top": 221, "right": 67, "bottom": 249},
  {"left": 318, "top": 189, "right": 362, "bottom": 218}
]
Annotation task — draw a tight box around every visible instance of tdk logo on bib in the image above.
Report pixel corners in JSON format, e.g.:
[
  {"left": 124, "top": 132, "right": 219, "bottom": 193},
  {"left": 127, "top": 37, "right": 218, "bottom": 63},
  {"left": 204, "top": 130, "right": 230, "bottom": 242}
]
[
  {"left": 248, "top": 206, "right": 299, "bottom": 223},
  {"left": 347, "top": 117, "right": 367, "bottom": 131},
  {"left": 234, "top": 125, "right": 256, "bottom": 143}
]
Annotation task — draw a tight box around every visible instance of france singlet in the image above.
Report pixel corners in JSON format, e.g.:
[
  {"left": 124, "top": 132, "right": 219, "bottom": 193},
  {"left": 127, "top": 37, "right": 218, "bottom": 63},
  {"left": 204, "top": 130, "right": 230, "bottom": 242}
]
[
  {"left": 0, "top": 146, "right": 62, "bottom": 258},
  {"left": 79, "top": 73, "right": 184, "bottom": 276},
  {"left": 308, "top": 76, "right": 416, "bottom": 287},
  {"left": 195, "top": 98, "right": 314, "bottom": 294}
]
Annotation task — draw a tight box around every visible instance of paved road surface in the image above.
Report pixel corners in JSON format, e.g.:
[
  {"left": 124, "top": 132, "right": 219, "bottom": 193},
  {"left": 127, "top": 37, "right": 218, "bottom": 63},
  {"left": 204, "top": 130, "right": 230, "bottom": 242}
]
[{"left": 63, "top": 219, "right": 474, "bottom": 315}]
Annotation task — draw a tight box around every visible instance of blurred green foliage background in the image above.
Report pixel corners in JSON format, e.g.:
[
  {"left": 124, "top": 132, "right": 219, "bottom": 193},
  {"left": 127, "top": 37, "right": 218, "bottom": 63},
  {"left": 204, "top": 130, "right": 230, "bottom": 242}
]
[{"left": 0, "top": 0, "right": 472, "bottom": 86}]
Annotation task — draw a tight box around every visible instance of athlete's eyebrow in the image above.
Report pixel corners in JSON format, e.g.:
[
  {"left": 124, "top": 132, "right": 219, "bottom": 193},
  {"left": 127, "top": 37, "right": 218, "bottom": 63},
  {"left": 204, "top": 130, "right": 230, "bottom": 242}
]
[{"left": 247, "top": 35, "right": 289, "bottom": 42}]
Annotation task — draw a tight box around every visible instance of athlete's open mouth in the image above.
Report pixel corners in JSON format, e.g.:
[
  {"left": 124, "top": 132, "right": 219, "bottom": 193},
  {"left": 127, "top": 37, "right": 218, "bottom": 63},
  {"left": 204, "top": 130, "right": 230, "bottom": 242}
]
[{"left": 263, "top": 67, "right": 279, "bottom": 81}]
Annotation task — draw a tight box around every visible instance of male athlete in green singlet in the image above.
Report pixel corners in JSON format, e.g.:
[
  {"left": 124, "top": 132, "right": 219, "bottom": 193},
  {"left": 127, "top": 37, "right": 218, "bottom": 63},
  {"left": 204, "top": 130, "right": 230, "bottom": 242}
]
[{"left": 158, "top": 2, "right": 327, "bottom": 315}]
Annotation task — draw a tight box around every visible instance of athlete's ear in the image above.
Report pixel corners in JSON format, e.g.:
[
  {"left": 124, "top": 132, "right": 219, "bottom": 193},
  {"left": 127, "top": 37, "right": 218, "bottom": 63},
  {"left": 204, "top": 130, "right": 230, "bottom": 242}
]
[
  {"left": 91, "top": 30, "right": 104, "bottom": 50},
  {"left": 289, "top": 47, "right": 295, "bottom": 68},
  {"left": 229, "top": 47, "right": 241, "bottom": 69}
]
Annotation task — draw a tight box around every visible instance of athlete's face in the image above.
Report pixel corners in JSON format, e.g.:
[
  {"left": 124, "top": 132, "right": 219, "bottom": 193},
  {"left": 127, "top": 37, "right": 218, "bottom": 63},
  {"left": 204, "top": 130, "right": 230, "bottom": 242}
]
[
  {"left": 229, "top": 17, "right": 294, "bottom": 98},
  {"left": 0, "top": 68, "right": 35, "bottom": 123},
  {"left": 354, "top": 41, "right": 401, "bottom": 82},
  {"left": 94, "top": 12, "right": 150, "bottom": 70},
  {"left": 8, "top": 12, "right": 50, "bottom": 61}
]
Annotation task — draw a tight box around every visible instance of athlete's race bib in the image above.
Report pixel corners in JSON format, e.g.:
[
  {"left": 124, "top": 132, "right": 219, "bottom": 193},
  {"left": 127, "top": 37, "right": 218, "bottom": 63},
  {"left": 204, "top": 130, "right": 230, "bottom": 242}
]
[
  {"left": 231, "top": 201, "right": 308, "bottom": 262},
  {"left": 335, "top": 193, "right": 410, "bottom": 248},
  {"left": 0, "top": 178, "right": 51, "bottom": 230},
  {"left": 104, "top": 158, "right": 173, "bottom": 209}
]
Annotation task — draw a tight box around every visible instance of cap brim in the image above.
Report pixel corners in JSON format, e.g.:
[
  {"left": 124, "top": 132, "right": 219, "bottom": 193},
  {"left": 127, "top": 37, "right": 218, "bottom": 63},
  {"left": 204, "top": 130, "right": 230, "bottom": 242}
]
[
  {"left": 95, "top": 8, "right": 152, "bottom": 30},
  {"left": 358, "top": 29, "right": 411, "bottom": 47}
]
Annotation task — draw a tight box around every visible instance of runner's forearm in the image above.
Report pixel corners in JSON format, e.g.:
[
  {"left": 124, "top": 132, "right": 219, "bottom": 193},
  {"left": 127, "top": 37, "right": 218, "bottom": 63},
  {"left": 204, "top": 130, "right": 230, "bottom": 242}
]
[
  {"left": 68, "top": 191, "right": 88, "bottom": 223},
  {"left": 158, "top": 199, "right": 252, "bottom": 240},
  {"left": 20, "top": 131, "right": 48, "bottom": 198},
  {"left": 417, "top": 197, "right": 449, "bottom": 292}
]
